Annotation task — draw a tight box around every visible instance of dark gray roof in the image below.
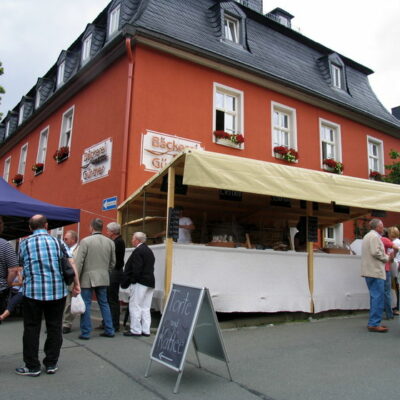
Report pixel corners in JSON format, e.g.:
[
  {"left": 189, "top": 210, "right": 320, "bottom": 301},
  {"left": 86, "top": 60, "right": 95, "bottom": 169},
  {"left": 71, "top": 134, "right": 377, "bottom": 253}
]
[{"left": 129, "top": 0, "right": 400, "bottom": 129}]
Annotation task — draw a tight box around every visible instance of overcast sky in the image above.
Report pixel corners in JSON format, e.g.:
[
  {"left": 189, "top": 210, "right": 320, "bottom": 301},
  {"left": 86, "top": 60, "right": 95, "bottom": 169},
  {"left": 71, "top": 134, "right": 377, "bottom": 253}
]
[{"left": 1, "top": 0, "right": 399, "bottom": 118}]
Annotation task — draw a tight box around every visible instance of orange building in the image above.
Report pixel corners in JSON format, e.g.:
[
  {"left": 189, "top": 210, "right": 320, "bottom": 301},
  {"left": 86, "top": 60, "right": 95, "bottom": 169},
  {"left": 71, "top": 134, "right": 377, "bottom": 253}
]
[{"left": 1, "top": 0, "right": 400, "bottom": 242}]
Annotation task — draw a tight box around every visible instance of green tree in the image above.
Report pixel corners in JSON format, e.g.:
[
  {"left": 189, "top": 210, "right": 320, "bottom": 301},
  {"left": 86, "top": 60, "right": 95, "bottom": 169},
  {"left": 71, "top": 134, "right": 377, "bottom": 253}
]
[
  {"left": 0, "top": 61, "right": 5, "bottom": 120},
  {"left": 384, "top": 149, "right": 400, "bottom": 184}
]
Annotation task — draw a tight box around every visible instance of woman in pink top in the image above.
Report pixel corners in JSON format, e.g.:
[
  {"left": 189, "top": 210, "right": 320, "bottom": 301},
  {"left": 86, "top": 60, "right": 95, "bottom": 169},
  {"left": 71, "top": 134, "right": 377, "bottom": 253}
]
[{"left": 381, "top": 232, "right": 398, "bottom": 319}]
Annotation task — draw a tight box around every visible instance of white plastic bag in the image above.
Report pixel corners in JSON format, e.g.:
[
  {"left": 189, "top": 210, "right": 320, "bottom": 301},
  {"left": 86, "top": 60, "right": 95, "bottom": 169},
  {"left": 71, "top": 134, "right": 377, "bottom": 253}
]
[
  {"left": 71, "top": 294, "right": 86, "bottom": 314},
  {"left": 119, "top": 286, "right": 130, "bottom": 303}
]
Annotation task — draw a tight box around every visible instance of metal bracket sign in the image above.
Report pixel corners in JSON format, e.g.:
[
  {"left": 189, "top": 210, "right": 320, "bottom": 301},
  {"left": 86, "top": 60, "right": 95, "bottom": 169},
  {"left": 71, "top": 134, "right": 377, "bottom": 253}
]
[
  {"left": 102, "top": 196, "right": 118, "bottom": 211},
  {"left": 145, "top": 283, "right": 232, "bottom": 393}
]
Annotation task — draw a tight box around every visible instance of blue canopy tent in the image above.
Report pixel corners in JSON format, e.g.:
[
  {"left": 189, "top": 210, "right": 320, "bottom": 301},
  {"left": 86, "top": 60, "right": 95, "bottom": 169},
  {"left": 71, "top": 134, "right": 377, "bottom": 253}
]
[{"left": 0, "top": 178, "right": 80, "bottom": 240}]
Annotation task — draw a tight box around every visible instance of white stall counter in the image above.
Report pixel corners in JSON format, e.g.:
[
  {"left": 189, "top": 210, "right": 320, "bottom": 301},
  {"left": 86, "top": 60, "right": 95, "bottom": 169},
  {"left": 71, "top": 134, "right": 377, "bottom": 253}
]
[{"left": 125, "top": 244, "right": 369, "bottom": 314}]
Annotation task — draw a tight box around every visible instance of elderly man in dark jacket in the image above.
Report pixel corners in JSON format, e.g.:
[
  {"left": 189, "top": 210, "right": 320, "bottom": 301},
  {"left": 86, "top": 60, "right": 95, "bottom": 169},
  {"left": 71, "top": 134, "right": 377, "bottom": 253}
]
[{"left": 122, "top": 232, "right": 155, "bottom": 337}]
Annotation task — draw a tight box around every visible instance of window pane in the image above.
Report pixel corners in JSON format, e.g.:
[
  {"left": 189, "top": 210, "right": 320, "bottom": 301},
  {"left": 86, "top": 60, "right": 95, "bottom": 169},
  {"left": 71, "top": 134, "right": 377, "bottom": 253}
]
[
  {"left": 281, "top": 114, "right": 289, "bottom": 129},
  {"left": 273, "top": 111, "right": 279, "bottom": 126},
  {"left": 225, "top": 95, "right": 235, "bottom": 112},
  {"left": 216, "top": 110, "right": 224, "bottom": 131},
  {"left": 224, "top": 114, "right": 234, "bottom": 133},
  {"left": 224, "top": 21, "right": 232, "bottom": 41},
  {"left": 216, "top": 92, "right": 224, "bottom": 109}
]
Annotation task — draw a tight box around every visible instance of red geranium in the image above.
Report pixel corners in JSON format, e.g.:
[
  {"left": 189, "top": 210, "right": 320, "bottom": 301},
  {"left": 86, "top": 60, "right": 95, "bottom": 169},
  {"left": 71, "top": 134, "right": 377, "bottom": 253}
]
[
  {"left": 53, "top": 146, "right": 70, "bottom": 162},
  {"left": 323, "top": 158, "right": 343, "bottom": 174},
  {"left": 273, "top": 146, "right": 298, "bottom": 162},
  {"left": 12, "top": 173, "right": 23, "bottom": 184},
  {"left": 214, "top": 131, "right": 245, "bottom": 146}
]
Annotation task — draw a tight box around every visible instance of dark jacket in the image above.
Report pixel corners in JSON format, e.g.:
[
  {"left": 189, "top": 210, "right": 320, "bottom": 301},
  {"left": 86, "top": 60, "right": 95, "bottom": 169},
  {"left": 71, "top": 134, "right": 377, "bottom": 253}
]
[
  {"left": 121, "top": 243, "right": 155, "bottom": 289},
  {"left": 114, "top": 235, "right": 126, "bottom": 271}
]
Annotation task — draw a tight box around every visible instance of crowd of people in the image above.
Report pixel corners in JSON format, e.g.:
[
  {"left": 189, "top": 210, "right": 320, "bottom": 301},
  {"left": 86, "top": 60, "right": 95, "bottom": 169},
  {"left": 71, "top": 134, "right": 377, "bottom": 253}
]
[
  {"left": 0, "top": 214, "right": 155, "bottom": 377},
  {"left": 1, "top": 213, "right": 400, "bottom": 377}
]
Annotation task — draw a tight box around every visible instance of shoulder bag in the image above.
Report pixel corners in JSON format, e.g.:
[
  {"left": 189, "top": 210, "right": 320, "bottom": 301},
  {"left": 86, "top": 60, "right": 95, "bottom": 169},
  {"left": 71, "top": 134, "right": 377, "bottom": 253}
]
[{"left": 56, "top": 238, "right": 76, "bottom": 286}]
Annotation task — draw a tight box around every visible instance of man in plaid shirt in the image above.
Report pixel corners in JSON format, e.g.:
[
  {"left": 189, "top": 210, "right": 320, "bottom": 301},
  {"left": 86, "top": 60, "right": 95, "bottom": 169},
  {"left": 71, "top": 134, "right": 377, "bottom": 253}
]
[{"left": 15, "top": 214, "right": 80, "bottom": 377}]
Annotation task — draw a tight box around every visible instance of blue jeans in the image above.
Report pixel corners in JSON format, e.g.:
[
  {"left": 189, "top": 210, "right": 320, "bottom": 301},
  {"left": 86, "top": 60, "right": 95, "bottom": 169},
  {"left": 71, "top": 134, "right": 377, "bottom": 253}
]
[
  {"left": 365, "top": 277, "right": 385, "bottom": 327},
  {"left": 80, "top": 287, "right": 115, "bottom": 338},
  {"left": 384, "top": 271, "right": 393, "bottom": 318}
]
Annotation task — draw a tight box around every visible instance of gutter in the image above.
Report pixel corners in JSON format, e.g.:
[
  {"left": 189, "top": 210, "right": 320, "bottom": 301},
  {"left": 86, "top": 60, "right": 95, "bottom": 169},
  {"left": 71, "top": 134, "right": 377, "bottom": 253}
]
[{"left": 119, "top": 37, "right": 135, "bottom": 204}]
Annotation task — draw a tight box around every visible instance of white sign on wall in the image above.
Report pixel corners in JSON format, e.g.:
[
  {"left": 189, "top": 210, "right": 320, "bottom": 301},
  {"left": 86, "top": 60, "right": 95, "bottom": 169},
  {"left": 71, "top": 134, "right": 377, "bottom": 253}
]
[
  {"left": 141, "top": 130, "right": 203, "bottom": 172},
  {"left": 81, "top": 138, "right": 112, "bottom": 184}
]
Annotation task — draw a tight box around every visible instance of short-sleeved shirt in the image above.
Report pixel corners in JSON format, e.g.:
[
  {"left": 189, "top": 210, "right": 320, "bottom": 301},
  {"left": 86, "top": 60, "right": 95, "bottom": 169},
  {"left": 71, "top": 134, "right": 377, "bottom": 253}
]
[
  {"left": 178, "top": 217, "right": 193, "bottom": 243},
  {"left": 19, "top": 229, "right": 69, "bottom": 300},
  {"left": 0, "top": 238, "right": 19, "bottom": 292}
]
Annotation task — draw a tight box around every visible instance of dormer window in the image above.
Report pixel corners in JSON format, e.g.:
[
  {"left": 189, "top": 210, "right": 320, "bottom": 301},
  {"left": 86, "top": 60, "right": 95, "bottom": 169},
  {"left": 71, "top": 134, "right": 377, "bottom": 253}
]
[
  {"left": 5, "top": 121, "right": 10, "bottom": 138},
  {"left": 57, "top": 61, "right": 65, "bottom": 86},
  {"left": 331, "top": 64, "right": 342, "bottom": 89},
  {"left": 18, "top": 104, "right": 25, "bottom": 126},
  {"left": 108, "top": 5, "right": 120, "bottom": 37},
  {"left": 224, "top": 15, "right": 240, "bottom": 43},
  {"left": 82, "top": 34, "right": 92, "bottom": 63},
  {"left": 35, "top": 91, "right": 41, "bottom": 109}
]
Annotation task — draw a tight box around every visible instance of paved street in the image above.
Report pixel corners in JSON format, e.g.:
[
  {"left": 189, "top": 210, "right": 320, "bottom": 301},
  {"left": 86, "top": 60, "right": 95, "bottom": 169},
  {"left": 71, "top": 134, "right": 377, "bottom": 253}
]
[{"left": 1, "top": 312, "right": 400, "bottom": 400}]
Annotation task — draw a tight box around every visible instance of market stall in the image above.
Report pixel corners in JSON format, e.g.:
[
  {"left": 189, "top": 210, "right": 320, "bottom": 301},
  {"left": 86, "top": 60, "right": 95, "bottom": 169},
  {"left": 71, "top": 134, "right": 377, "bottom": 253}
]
[
  {"left": 119, "top": 150, "right": 400, "bottom": 314},
  {"left": 0, "top": 177, "right": 80, "bottom": 240}
]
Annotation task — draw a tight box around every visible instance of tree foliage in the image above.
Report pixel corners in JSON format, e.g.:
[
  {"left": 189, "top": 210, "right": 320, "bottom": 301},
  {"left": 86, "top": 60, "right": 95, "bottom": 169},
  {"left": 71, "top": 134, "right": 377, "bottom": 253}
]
[
  {"left": 0, "top": 61, "right": 5, "bottom": 120},
  {"left": 384, "top": 149, "right": 400, "bottom": 184}
]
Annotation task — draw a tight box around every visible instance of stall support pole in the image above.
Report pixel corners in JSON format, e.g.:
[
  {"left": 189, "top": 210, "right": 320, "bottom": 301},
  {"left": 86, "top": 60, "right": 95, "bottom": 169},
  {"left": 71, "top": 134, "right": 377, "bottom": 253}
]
[
  {"left": 163, "top": 167, "right": 175, "bottom": 309},
  {"left": 306, "top": 202, "right": 315, "bottom": 314}
]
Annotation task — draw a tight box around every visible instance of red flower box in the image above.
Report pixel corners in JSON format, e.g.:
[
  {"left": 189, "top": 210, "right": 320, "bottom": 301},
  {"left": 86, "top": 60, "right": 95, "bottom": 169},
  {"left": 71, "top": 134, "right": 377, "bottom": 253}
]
[{"left": 12, "top": 173, "right": 24, "bottom": 185}]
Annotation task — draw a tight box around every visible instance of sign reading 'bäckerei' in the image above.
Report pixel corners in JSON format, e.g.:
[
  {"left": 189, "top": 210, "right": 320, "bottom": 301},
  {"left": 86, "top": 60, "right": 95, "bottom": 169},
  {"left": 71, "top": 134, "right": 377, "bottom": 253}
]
[{"left": 141, "top": 130, "right": 203, "bottom": 172}]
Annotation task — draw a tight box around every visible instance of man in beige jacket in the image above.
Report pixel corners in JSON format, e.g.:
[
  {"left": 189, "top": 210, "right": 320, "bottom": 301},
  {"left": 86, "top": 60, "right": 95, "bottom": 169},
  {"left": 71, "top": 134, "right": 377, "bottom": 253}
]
[
  {"left": 75, "top": 218, "right": 115, "bottom": 339},
  {"left": 361, "top": 218, "right": 393, "bottom": 333}
]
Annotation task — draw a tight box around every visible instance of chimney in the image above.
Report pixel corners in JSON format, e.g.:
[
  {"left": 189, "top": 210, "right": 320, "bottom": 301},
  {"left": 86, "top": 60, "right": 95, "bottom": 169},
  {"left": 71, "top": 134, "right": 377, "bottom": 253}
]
[
  {"left": 392, "top": 106, "right": 400, "bottom": 120},
  {"left": 266, "top": 7, "right": 294, "bottom": 28}
]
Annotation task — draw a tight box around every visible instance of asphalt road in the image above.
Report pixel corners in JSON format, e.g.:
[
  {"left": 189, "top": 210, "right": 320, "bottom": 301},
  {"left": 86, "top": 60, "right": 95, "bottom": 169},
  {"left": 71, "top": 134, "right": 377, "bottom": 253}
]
[{"left": 1, "top": 312, "right": 399, "bottom": 400}]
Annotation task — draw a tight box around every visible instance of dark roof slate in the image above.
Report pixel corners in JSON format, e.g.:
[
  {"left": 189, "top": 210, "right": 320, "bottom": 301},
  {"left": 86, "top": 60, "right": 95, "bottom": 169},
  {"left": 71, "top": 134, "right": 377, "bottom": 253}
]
[{"left": 130, "top": 0, "right": 400, "bottom": 128}]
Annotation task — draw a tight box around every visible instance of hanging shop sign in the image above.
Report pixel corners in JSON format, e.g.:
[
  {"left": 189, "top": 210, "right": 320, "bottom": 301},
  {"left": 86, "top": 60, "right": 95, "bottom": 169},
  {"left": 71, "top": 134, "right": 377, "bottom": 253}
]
[
  {"left": 141, "top": 130, "right": 203, "bottom": 172},
  {"left": 81, "top": 138, "right": 112, "bottom": 184}
]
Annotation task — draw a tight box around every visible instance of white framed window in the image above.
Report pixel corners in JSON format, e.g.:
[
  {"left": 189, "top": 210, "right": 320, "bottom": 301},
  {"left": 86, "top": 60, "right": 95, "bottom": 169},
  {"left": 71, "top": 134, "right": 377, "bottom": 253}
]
[
  {"left": 35, "top": 90, "right": 41, "bottom": 109},
  {"left": 108, "top": 5, "right": 120, "bottom": 36},
  {"left": 37, "top": 127, "right": 49, "bottom": 164},
  {"left": 3, "top": 156, "right": 11, "bottom": 181},
  {"left": 367, "top": 136, "right": 384, "bottom": 174},
  {"left": 331, "top": 64, "right": 342, "bottom": 89},
  {"left": 271, "top": 102, "right": 297, "bottom": 150},
  {"left": 320, "top": 119, "right": 341, "bottom": 164},
  {"left": 224, "top": 15, "right": 240, "bottom": 43},
  {"left": 59, "top": 106, "right": 74, "bottom": 148},
  {"left": 5, "top": 121, "right": 11, "bottom": 138},
  {"left": 18, "top": 143, "right": 28, "bottom": 175},
  {"left": 323, "top": 224, "right": 343, "bottom": 247},
  {"left": 57, "top": 61, "right": 65, "bottom": 86},
  {"left": 18, "top": 104, "right": 25, "bottom": 126},
  {"left": 214, "top": 83, "right": 243, "bottom": 135},
  {"left": 82, "top": 34, "right": 92, "bottom": 63}
]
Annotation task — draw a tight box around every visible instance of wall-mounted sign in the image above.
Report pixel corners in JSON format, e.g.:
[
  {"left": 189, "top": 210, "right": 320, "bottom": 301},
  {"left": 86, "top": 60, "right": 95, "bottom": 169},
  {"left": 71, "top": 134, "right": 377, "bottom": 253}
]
[
  {"left": 102, "top": 196, "right": 118, "bottom": 211},
  {"left": 81, "top": 138, "right": 112, "bottom": 184},
  {"left": 141, "top": 130, "right": 203, "bottom": 172}
]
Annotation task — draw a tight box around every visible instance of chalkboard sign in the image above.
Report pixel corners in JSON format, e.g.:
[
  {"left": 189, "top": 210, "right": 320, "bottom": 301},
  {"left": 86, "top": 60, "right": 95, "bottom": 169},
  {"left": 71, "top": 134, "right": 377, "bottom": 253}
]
[
  {"left": 167, "top": 207, "right": 180, "bottom": 241},
  {"left": 150, "top": 284, "right": 202, "bottom": 371},
  {"left": 146, "top": 284, "right": 231, "bottom": 393},
  {"left": 307, "top": 216, "right": 318, "bottom": 242}
]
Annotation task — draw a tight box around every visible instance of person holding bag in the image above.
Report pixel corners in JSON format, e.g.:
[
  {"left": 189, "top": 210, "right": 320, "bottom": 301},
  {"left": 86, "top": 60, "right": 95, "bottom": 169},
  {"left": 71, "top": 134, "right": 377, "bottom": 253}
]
[{"left": 14, "top": 215, "right": 80, "bottom": 377}]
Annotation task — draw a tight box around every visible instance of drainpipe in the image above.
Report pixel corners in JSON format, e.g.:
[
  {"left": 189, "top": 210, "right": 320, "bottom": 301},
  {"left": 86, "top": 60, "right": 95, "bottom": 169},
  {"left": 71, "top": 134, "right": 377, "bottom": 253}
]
[{"left": 119, "top": 37, "right": 135, "bottom": 207}]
